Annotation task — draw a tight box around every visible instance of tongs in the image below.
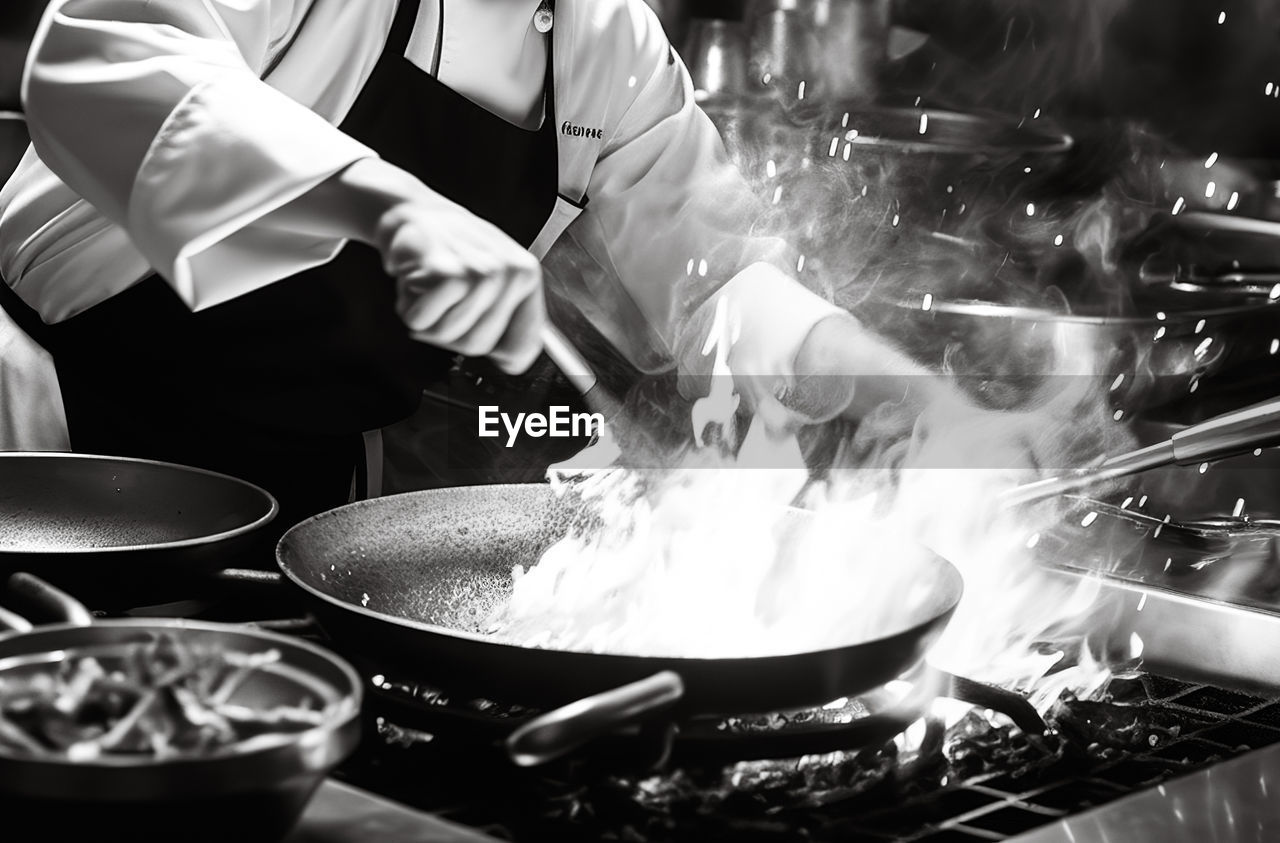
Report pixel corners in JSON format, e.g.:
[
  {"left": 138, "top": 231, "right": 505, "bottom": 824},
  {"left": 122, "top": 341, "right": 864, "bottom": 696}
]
[
  {"left": 539, "top": 325, "right": 622, "bottom": 419},
  {"left": 1001, "top": 396, "right": 1280, "bottom": 509}
]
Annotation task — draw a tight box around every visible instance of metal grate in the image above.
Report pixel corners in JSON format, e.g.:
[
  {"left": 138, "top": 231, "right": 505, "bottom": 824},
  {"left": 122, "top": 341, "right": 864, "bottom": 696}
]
[
  {"left": 842, "top": 674, "right": 1280, "bottom": 841},
  {"left": 332, "top": 671, "right": 1280, "bottom": 842}
]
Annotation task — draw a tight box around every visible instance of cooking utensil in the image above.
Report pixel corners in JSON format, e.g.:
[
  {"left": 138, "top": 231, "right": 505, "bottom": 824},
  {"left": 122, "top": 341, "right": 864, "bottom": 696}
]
[
  {"left": 1125, "top": 211, "right": 1280, "bottom": 280},
  {"left": 1001, "top": 396, "right": 1280, "bottom": 508},
  {"left": 859, "top": 290, "right": 1274, "bottom": 412},
  {"left": 0, "top": 452, "right": 279, "bottom": 605},
  {"left": 275, "top": 483, "right": 963, "bottom": 765},
  {"left": 683, "top": 18, "right": 750, "bottom": 100},
  {"left": 746, "top": 0, "right": 891, "bottom": 103},
  {"left": 0, "top": 573, "right": 362, "bottom": 843}
]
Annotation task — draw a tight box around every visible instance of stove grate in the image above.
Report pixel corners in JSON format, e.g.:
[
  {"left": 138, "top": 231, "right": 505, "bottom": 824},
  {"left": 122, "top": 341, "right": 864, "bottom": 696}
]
[{"left": 836, "top": 673, "right": 1280, "bottom": 841}]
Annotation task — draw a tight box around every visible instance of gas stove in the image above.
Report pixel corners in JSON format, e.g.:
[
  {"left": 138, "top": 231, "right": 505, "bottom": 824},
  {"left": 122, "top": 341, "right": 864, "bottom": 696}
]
[{"left": 16, "top": 508, "right": 1280, "bottom": 843}]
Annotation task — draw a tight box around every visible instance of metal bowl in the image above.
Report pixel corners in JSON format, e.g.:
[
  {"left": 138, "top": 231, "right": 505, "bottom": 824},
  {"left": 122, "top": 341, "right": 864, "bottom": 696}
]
[{"left": 0, "top": 620, "right": 362, "bottom": 843}]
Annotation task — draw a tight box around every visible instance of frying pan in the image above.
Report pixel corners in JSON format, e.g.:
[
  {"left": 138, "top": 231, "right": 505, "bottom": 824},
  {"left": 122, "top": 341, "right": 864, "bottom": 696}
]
[
  {"left": 0, "top": 452, "right": 279, "bottom": 606},
  {"left": 276, "top": 483, "right": 963, "bottom": 764}
]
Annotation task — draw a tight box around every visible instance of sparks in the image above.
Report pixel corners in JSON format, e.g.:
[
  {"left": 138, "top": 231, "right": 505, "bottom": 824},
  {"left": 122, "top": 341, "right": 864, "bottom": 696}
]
[
  {"left": 697, "top": 259, "right": 708, "bottom": 277},
  {"left": 1218, "top": 11, "right": 1227, "bottom": 23},
  {"left": 1195, "top": 337, "right": 1214, "bottom": 358},
  {"left": 828, "top": 137, "right": 839, "bottom": 157},
  {"left": 1081, "top": 511, "right": 1099, "bottom": 527},
  {"left": 1121, "top": 497, "right": 1134, "bottom": 509},
  {"left": 1172, "top": 196, "right": 1186, "bottom": 215},
  {"left": 1025, "top": 533, "right": 1041, "bottom": 549},
  {"left": 841, "top": 112, "right": 849, "bottom": 127},
  {"left": 1199, "top": 462, "right": 1209, "bottom": 474},
  {"left": 1111, "top": 373, "right": 1125, "bottom": 391},
  {"left": 1113, "top": 409, "right": 1124, "bottom": 421},
  {"left": 796, "top": 255, "right": 805, "bottom": 273},
  {"left": 1270, "top": 339, "right": 1278, "bottom": 355},
  {"left": 843, "top": 143, "right": 852, "bottom": 161},
  {"left": 1205, "top": 181, "right": 1216, "bottom": 199},
  {"left": 1256, "top": 448, "right": 1264, "bottom": 456},
  {"left": 772, "top": 185, "right": 782, "bottom": 204},
  {"left": 627, "top": 75, "right": 637, "bottom": 88},
  {"left": 797, "top": 80, "right": 806, "bottom": 100},
  {"left": 1033, "top": 107, "right": 1041, "bottom": 119},
  {"left": 1270, "top": 284, "right": 1280, "bottom": 300},
  {"left": 1130, "top": 632, "right": 1144, "bottom": 659},
  {"left": 1195, "top": 318, "right": 1206, "bottom": 334},
  {"left": 1053, "top": 234, "right": 1064, "bottom": 247},
  {"left": 921, "top": 293, "right": 934, "bottom": 311},
  {"left": 766, "top": 159, "right": 777, "bottom": 178},
  {"left": 919, "top": 113, "right": 929, "bottom": 135},
  {"left": 1025, "top": 202, "right": 1036, "bottom": 216},
  {"left": 1139, "top": 495, "right": 1149, "bottom": 507},
  {"left": 892, "top": 213, "right": 900, "bottom": 227},
  {"left": 1234, "top": 498, "right": 1246, "bottom": 517},
  {"left": 1154, "top": 326, "right": 1167, "bottom": 340},
  {"left": 1268, "top": 82, "right": 1275, "bottom": 96},
  {"left": 1228, "top": 191, "right": 1241, "bottom": 210},
  {"left": 686, "top": 258, "right": 695, "bottom": 276},
  {"left": 822, "top": 697, "right": 849, "bottom": 710},
  {"left": 1137, "top": 593, "right": 1148, "bottom": 611},
  {"left": 1205, "top": 152, "right": 1219, "bottom": 168}
]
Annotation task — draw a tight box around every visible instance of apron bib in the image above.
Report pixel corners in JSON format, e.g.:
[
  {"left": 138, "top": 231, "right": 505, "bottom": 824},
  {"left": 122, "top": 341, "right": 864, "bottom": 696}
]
[{"left": 42, "top": 0, "right": 573, "bottom": 525}]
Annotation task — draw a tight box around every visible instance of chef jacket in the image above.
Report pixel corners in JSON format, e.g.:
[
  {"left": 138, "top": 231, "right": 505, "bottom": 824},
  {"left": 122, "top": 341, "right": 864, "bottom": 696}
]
[{"left": 0, "top": 0, "right": 845, "bottom": 414}]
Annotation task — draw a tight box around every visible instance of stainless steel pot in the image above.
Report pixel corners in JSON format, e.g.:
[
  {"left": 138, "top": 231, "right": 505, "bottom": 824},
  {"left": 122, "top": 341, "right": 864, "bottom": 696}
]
[
  {"left": 745, "top": 0, "right": 891, "bottom": 103},
  {"left": 858, "top": 293, "right": 1278, "bottom": 413},
  {"left": 0, "top": 578, "right": 362, "bottom": 843}
]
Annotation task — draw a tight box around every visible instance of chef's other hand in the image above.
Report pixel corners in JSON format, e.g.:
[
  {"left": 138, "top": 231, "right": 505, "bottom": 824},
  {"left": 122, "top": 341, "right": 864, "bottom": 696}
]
[
  {"left": 287, "top": 159, "right": 545, "bottom": 374},
  {"left": 904, "top": 400, "right": 1044, "bottom": 481},
  {"left": 376, "top": 196, "right": 545, "bottom": 375}
]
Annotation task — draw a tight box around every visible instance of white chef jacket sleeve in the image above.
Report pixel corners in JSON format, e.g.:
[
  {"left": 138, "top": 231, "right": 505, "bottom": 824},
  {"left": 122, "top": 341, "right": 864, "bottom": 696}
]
[
  {"left": 22, "top": 0, "right": 376, "bottom": 311},
  {"left": 563, "top": 3, "right": 847, "bottom": 408}
]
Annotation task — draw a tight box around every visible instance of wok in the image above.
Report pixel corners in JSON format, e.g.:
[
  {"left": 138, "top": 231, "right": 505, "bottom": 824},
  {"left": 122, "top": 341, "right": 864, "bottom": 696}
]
[
  {"left": 277, "top": 483, "right": 963, "bottom": 763},
  {"left": 0, "top": 452, "right": 279, "bottom": 605}
]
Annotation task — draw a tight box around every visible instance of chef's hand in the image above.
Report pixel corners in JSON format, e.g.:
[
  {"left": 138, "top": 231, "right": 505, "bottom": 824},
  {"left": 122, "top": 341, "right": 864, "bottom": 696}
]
[
  {"left": 278, "top": 158, "right": 545, "bottom": 374},
  {"left": 903, "top": 400, "right": 1043, "bottom": 479},
  {"left": 373, "top": 195, "right": 544, "bottom": 375}
]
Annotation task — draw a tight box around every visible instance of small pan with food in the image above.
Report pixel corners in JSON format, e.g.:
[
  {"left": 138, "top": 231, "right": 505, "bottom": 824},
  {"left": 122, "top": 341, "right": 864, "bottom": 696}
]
[{"left": 0, "top": 573, "right": 361, "bottom": 843}]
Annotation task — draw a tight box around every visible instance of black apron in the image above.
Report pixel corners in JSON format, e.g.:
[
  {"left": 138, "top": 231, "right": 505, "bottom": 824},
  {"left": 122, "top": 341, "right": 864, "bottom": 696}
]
[{"left": 39, "top": 0, "right": 566, "bottom": 528}]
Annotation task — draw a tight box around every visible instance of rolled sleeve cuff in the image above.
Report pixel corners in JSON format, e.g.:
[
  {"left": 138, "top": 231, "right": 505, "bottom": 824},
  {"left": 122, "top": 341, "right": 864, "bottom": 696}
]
[{"left": 127, "top": 75, "right": 376, "bottom": 310}]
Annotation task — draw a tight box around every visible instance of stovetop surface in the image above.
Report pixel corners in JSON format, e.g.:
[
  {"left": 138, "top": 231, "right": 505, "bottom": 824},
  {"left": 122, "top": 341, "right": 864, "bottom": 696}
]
[{"left": 324, "top": 669, "right": 1280, "bottom": 843}]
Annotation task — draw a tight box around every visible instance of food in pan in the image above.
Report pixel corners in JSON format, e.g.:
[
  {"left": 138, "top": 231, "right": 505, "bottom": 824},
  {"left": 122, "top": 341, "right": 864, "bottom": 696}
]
[
  {"left": 486, "top": 469, "right": 940, "bottom": 659},
  {"left": 0, "top": 633, "right": 328, "bottom": 760}
]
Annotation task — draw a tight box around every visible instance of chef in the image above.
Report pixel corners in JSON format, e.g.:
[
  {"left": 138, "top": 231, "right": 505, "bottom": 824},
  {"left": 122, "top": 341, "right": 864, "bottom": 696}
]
[{"left": 0, "top": 0, "right": 1043, "bottom": 526}]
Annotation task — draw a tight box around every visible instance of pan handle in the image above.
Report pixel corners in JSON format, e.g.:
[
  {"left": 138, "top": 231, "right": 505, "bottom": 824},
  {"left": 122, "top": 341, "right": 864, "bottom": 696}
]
[
  {"left": 0, "top": 606, "right": 34, "bottom": 634},
  {"left": 212, "top": 568, "right": 286, "bottom": 587},
  {"left": 505, "top": 671, "right": 685, "bottom": 767},
  {"left": 6, "top": 573, "right": 94, "bottom": 627}
]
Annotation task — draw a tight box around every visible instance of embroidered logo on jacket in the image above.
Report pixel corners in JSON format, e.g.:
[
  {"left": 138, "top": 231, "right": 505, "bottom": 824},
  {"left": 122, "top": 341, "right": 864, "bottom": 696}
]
[{"left": 561, "top": 121, "right": 604, "bottom": 140}]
